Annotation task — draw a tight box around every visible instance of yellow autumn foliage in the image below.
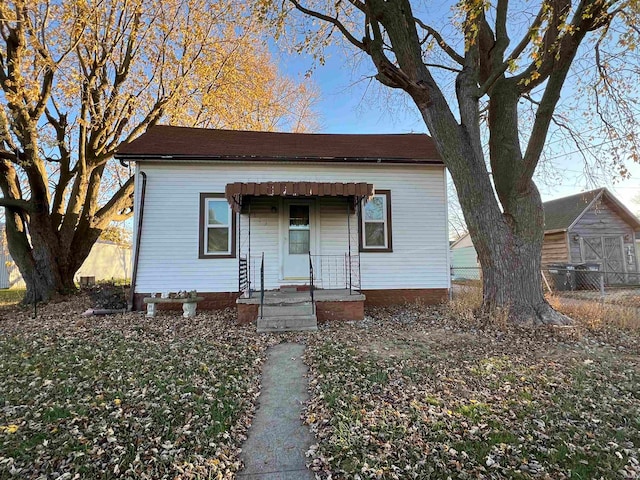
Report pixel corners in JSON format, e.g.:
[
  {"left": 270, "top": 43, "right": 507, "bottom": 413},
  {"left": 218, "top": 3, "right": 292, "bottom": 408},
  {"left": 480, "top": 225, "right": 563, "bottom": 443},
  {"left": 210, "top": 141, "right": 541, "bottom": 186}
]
[{"left": 0, "top": 0, "right": 318, "bottom": 300}]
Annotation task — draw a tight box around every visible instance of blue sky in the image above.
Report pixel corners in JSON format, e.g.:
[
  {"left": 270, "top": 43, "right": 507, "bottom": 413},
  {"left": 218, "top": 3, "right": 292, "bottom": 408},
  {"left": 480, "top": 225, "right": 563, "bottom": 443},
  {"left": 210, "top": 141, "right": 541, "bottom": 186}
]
[{"left": 275, "top": 46, "right": 640, "bottom": 214}]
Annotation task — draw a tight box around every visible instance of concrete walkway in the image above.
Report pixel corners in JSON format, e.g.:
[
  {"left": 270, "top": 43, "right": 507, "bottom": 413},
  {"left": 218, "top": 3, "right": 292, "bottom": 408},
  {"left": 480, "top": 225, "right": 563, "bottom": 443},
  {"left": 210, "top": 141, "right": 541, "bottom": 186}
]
[{"left": 238, "top": 343, "right": 315, "bottom": 479}]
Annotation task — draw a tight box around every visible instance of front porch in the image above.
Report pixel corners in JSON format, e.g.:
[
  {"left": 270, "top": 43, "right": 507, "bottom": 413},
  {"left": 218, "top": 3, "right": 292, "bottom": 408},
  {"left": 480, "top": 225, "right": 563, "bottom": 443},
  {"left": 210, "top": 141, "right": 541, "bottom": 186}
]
[{"left": 227, "top": 181, "right": 372, "bottom": 329}]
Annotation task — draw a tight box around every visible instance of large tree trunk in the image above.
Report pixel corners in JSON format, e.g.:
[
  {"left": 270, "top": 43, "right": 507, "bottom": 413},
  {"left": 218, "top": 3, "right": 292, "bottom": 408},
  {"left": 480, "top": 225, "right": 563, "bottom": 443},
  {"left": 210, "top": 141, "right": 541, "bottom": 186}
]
[
  {"left": 0, "top": 158, "right": 134, "bottom": 304},
  {"left": 470, "top": 185, "right": 571, "bottom": 326},
  {"left": 450, "top": 157, "right": 568, "bottom": 325},
  {"left": 4, "top": 211, "right": 77, "bottom": 304},
  {"left": 416, "top": 88, "right": 570, "bottom": 326}
]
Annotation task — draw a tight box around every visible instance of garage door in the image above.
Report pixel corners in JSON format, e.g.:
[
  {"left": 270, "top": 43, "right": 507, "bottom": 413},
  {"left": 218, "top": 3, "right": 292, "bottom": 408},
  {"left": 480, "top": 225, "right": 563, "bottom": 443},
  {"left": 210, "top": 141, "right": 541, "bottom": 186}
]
[{"left": 582, "top": 236, "right": 626, "bottom": 284}]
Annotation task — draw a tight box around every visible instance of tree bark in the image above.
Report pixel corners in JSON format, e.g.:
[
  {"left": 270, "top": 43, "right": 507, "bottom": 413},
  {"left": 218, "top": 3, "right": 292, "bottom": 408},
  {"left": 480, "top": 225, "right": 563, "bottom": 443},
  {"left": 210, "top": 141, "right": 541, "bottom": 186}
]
[
  {"left": 415, "top": 90, "right": 571, "bottom": 326},
  {"left": 3, "top": 204, "right": 117, "bottom": 304},
  {"left": 0, "top": 158, "right": 133, "bottom": 304},
  {"left": 471, "top": 184, "right": 571, "bottom": 326},
  {"left": 6, "top": 216, "right": 75, "bottom": 304}
]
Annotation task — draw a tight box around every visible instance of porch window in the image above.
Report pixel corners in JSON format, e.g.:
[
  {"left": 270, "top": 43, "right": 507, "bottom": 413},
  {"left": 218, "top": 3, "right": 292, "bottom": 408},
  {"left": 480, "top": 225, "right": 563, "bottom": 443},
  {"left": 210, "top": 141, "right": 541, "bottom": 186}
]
[
  {"left": 289, "top": 204, "right": 310, "bottom": 254},
  {"left": 360, "top": 190, "right": 392, "bottom": 252},
  {"left": 199, "top": 193, "right": 236, "bottom": 258}
]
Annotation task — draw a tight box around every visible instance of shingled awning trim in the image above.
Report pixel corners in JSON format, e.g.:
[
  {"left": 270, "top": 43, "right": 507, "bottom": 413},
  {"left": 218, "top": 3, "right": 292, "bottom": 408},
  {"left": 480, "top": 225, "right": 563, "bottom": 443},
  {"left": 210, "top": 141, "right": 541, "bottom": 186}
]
[{"left": 225, "top": 182, "right": 374, "bottom": 212}]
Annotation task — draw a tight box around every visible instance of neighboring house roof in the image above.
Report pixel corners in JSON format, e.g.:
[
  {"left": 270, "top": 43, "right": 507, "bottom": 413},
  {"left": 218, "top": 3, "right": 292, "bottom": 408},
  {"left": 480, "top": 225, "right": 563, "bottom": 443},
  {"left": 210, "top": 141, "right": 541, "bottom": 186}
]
[
  {"left": 115, "top": 125, "right": 443, "bottom": 164},
  {"left": 451, "top": 190, "right": 639, "bottom": 250},
  {"left": 450, "top": 232, "right": 472, "bottom": 249},
  {"left": 543, "top": 189, "right": 602, "bottom": 231},
  {"left": 543, "top": 188, "right": 640, "bottom": 232}
]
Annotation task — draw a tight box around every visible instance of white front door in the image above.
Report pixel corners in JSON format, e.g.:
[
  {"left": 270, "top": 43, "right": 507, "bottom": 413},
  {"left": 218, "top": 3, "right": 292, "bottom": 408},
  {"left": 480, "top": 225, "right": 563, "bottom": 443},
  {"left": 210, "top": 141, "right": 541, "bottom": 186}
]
[{"left": 282, "top": 201, "right": 314, "bottom": 280}]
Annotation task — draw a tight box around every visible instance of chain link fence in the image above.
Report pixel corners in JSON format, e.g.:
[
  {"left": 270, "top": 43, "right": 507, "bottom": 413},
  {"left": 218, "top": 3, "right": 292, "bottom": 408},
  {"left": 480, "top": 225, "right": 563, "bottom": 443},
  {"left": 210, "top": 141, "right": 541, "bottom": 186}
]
[
  {"left": 541, "top": 265, "right": 604, "bottom": 294},
  {"left": 450, "top": 266, "right": 482, "bottom": 283},
  {"left": 451, "top": 264, "right": 640, "bottom": 327}
]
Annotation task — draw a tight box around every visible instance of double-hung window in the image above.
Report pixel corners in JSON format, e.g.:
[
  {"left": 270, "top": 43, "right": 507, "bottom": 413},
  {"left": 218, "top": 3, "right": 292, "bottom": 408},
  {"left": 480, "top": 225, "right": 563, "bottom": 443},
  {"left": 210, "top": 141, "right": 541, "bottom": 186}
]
[
  {"left": 199, "top": 193, "right": 235, "bottom": 258},
  {"left": 360, "top": 190, "right": 392, "bottom": 252}
]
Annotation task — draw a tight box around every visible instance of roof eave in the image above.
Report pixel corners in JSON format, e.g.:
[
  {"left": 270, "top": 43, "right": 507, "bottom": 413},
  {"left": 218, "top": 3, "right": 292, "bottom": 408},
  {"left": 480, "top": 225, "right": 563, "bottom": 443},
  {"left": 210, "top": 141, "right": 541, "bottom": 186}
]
[
  {"left": 566, "top": 189, "right": 604, "bottom": 231},
  {"left": 449, "top": 232, "right": 470, "bottom": 248},
  {"left": 599, "top": 188, "right": 640, "bottom": 230},
  {"left": 556, "top": 188, "right": 640, "bottom": 231},
  {"left": 114, "top": 153, "right": 444, "bottom": 165}
]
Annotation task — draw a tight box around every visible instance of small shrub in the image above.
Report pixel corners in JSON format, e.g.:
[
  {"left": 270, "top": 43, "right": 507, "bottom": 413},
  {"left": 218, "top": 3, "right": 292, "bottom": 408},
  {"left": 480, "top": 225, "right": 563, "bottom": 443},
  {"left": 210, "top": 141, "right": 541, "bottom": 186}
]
[
  {"left": 87, "top": 282, "right": 128, "bottom": 309},
  {"left": 446, "top": 285, "right": 482, "bottom": 321}
]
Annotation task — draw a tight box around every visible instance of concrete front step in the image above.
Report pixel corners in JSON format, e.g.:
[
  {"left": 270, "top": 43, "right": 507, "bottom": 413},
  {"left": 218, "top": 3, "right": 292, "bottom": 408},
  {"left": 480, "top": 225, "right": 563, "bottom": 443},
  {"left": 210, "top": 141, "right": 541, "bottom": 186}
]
[
  {"left": 257, "top": 314, "right": 318, "bottom": 333},
  {"left": 262, "top": 302, "right": 314, "bottom": 317}
]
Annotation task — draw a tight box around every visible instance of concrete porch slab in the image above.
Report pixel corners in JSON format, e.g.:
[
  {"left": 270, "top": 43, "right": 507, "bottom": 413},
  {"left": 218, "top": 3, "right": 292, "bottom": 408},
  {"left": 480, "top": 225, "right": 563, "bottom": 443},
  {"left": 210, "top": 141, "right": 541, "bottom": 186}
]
[{"left": 237, "top": 289, "right": 365, "bottom": 305}]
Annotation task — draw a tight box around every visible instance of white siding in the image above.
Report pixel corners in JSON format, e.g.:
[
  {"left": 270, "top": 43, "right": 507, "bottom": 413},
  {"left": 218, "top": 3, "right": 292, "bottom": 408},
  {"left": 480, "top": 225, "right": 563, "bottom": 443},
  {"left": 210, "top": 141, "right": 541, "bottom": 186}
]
[
  {"left": 318, "top": 198, "right": 354, "bottom": 256},
  {"left": 134, "top": 161, "right": 449, "bottom": 293},
  {"left": 451, "top": 246, "right": 479, "bottom": 271},
  {"left": 238, "top": 198, "right": 280, "bottom": 289}
]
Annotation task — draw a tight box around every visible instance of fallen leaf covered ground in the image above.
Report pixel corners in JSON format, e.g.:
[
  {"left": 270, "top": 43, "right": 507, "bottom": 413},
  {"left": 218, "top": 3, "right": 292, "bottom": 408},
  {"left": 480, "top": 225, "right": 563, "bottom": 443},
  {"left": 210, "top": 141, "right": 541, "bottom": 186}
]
[
  {"left": 303, "top": 305, "right": 640, "bottom": 479},
  {"left": 0, "top": 296, "right": 277, "bottom": 479},
  {"left": 2, "top": 294, "right": 639, "bottom": 479}
]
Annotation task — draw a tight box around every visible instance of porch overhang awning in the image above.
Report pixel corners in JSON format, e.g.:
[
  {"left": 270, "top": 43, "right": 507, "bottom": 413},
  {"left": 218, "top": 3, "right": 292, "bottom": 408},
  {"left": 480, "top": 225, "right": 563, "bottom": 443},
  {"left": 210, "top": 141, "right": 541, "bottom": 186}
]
[{"left": 225, "top": 181, "right": 374, "bottom": 212}]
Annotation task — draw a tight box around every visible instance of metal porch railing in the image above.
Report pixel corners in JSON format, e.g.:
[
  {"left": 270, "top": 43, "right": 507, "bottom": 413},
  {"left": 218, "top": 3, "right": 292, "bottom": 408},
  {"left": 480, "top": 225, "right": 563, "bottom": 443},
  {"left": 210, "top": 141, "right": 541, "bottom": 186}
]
[
  {"left": 239, "top": 254, "right": 265, "bottom": 298},
  {"left": 309, "top": 254, "right": 361, "bottom": 293}
]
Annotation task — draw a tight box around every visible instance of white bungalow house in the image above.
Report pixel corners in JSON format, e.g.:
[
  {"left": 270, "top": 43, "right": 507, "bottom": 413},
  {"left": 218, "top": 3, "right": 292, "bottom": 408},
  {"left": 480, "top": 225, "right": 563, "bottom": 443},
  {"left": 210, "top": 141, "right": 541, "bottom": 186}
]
[{"left": 115, "top": 126, "right": 450, "bottom": 329}]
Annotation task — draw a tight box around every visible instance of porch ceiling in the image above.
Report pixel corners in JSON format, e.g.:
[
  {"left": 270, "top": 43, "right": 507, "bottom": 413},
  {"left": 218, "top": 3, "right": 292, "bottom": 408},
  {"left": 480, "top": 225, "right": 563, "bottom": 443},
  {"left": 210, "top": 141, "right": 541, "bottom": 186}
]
[{"left": 225, "top": 181, "right": 374, "bottom": 212}]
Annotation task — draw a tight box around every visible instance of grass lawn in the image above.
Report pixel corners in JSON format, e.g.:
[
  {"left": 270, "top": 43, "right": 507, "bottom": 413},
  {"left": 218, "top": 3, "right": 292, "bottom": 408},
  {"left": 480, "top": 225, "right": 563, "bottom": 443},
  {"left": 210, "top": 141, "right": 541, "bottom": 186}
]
[
  {"left": 0, "top": 289, "right": 25, "bottom": 307},
  {"left": 303, "top": 305, "right": 640, "bottom": 479},
  {"left": 0, "top": 296, "right": 276, "bottom": 479}
]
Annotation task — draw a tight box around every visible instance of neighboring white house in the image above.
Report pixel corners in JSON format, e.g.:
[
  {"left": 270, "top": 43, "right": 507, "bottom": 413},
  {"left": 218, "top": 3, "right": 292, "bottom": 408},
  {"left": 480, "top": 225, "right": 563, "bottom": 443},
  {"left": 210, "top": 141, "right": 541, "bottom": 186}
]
[
  {"left": 450, "top": 232, "right": 479, "bottom": 278},
  {"left": 0, "top": 230, "right": 131, "bottom": 289},
  {"left": 115, "top": 126, "right": 450, "bottom": 322}
]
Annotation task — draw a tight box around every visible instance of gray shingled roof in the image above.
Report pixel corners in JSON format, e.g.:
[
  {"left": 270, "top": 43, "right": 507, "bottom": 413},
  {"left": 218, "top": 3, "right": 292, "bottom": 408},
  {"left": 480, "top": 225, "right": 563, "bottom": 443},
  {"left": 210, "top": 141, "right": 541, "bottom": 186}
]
[
  {"left": 543, "top": 189, "right": 603, "bottom": 231},
  {"left": 543, "top": 188, "right": 640, "bottom": 232}
]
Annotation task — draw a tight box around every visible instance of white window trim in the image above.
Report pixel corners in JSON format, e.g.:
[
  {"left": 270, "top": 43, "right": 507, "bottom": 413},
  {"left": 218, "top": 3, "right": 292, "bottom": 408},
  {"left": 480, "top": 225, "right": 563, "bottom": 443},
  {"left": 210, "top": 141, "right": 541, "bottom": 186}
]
[
  {"left": 205, "top": 198, "right": 232, "bottom": 255},
  {"left": 360, "top": 191, "right": 392, "bottom": 251},
  {"left": 199, "top": 193, "right": 235, "bottom": 259}
]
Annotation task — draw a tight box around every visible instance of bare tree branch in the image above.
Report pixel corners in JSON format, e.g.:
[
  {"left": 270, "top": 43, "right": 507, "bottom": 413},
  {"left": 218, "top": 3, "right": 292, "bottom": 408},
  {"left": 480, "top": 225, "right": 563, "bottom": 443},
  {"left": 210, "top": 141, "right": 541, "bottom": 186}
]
[
  {"left": 0, "top": 196, "right": 33, "bottom": 211},
  {"left": 479, "top": 4, "right": 546, "bottom": 96},
  {"left": 413, "top": 17, "right": 464, "bottom": 65},
  {"left": 92, "top": 175, "right": 134, "bottom": 228},
  {"left": 289, "top": 0, "right": 365, "bottom": 50}
]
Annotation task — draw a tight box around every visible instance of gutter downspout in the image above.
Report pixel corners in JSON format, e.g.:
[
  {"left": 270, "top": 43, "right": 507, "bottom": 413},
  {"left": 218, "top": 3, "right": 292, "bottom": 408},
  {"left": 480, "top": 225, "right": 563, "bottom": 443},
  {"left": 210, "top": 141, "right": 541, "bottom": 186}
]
[{"left": 128, "top": 171, "right": 147, "bottom": 311}]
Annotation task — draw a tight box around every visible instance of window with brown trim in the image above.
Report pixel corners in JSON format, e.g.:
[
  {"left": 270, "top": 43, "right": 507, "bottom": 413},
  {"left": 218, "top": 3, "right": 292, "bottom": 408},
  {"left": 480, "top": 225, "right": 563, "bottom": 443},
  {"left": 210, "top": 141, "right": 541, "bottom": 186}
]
[
  {"left": 199, "top": 193, "right": 236, "bottom": 258},
  {"left": 359, "top": 190, "right": 392, "bottom": 252}
]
